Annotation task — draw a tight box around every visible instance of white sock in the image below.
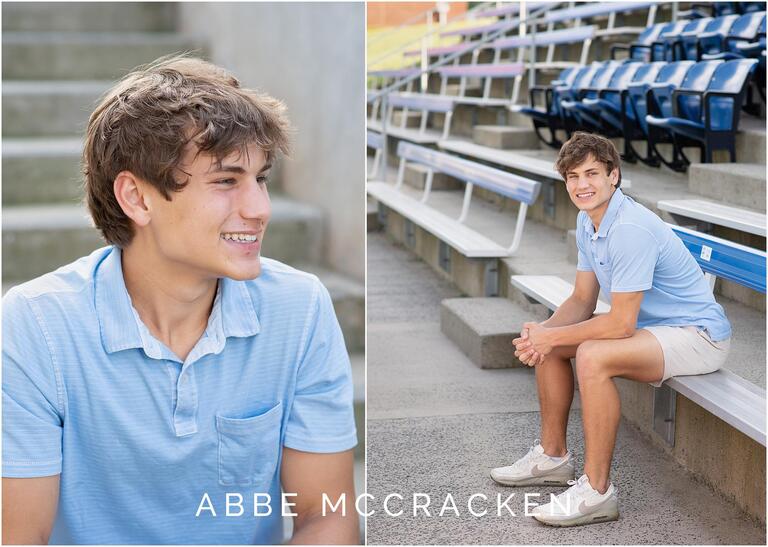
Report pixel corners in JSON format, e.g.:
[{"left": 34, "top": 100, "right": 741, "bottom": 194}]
[{"left": 546, "top": 452, "right": 568, "bottom": 462}]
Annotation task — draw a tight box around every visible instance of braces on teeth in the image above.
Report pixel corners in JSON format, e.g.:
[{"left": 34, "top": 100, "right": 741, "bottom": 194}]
[{"left": 221, "top": 234, "right": 258, "bottom": 242}]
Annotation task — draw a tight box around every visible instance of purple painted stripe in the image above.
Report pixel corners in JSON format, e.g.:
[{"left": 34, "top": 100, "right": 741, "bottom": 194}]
[
  {"left": 544, "top": 1, "right": 656, "bottom": 23},
  {"left": 475, "top": 4, "right": 521, "bottom": 18},
  {"left": 492, "top": 25, "right": 596, "bottom": 49},
  {"left": 389, "top": 93, "right": 454, "bottom": 112},
  {"left": 404, "top": 42, "right": 477, "bottom": 57},
  {"left": 436, "top": 63, "right": 524, "bottom": 77},
  {"left": 368, "top": 67, "right": 421, "bottom": 78}
]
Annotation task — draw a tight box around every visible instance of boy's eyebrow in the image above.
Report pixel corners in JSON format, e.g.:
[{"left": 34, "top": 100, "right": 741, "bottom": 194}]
[{"left": 208, "top": 162, "right": 272, "bottom": 174}]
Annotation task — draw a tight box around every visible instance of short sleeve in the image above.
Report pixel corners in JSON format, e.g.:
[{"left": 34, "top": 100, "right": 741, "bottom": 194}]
[
  {"left": 2, "top": 290, "right": 64, "bottom": 477},
  {"left": 607, "top": 224, "right": 660, "bottom": 292},
  {"left": 283, "top": 281, "right": 357, "bottom": 453},
  {"left": 575, "top": 214, "right": 594, "bottom": 272}
]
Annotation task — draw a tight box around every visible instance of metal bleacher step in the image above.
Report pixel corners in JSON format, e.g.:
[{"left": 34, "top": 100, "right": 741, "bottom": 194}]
[
  {"left": 3, "top": 137, "right": 84, "bottom": 204},
  {"left": 688, "top": 163, "right": 766, "bottom": 213},
  {"left": 2, "top": 81, "right": 110, "bottom": 137},
  {"left": 2, "top": 2, "right": 178, "bottom": 32},
  {"left": 2, "top": 32, "right": 203, "bottom": 80},
  {"left": 2, "top": 196, "right": 325, "bottom": 285}
]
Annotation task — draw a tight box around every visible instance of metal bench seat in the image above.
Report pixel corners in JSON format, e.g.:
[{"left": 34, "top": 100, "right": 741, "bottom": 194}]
[
  {"left": 367, "top": 141, "right": 541, "bottom": 259},
  {"left": 658, "top": 199, "right": 766, "bottom": 237}
]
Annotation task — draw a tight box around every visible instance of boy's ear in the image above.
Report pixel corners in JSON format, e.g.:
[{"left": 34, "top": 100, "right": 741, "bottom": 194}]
[{"left": 114, "top": 171, "right": 152, "bottom": 227}]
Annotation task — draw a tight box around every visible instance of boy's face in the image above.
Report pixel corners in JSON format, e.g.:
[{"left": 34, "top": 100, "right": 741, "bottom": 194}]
[
  {"left": 563, "top": 154, "right": 618, "bottom": 214},
  {"left": 146, "top": 142, "right": 272, "bottom": 281}
]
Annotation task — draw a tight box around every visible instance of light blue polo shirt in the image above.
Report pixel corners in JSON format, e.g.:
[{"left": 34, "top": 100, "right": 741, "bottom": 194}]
[
  {"left": 575, "top": 188, "right": 731, "bottom": 341},
  {"left": 2, "top": 246, "right": 357, "bottom": 544}
]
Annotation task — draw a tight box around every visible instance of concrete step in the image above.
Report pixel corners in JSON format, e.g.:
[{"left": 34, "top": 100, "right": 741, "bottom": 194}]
[
  {"left": 472, "top": 125, "right": 539, "bottom": 150},
  {"left": 688, "top": 163, "right": 766, "bottom": 213},
  {"left": 391, "top": 111, "right": 421, "bottom": 128},
  {"left": 2, "top": 2, "right": 177, "bottom": 32},
  {"left": 403, "top": 163, "right": 461, "bottom": 192},
  {"left": 440, "top": 296, "right": 529, "bottom": 369},
  {"left": 3, "top": 81, "right": 109, "bottom": 137},
  {"left": 2, "top": 196, "right": 324, "bottom": 283},
  {"left": 735, "top": 117, "right": 766, "bottom": 165},
  {"left": 299, "top": 266, "right": 365, "bottom": 354},
  {"left": 3, "top": 138, "right": 84, "bottom": 204},
  {"left": 2, "top": 32, "right": 203, "bottom": 80}
]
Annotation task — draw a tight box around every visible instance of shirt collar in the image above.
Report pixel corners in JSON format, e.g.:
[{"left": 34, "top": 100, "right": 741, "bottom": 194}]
[
  {"left": 583, "top": 187, "right": 625, "bottom": 239},
  {"left": 95, "top": 247, "right": 260, "bottom": 357}
]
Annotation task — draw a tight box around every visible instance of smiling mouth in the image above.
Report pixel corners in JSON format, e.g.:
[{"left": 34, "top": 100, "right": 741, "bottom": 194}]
[
  {"left": 576, "top": 192, "right": 595, "bottom": 199},
  {"left": 220, "top": 232, "right": 260, "bottom": 243}
]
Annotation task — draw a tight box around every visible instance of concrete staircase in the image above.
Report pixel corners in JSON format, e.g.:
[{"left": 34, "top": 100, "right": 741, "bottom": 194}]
[{"left": 2, "top": 3, "right": 365, "bottom": 525}]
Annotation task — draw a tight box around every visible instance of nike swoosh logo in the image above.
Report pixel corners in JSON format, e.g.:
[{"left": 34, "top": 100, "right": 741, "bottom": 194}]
[
  {"left": 530, "top": 463, "right": 559, "bottom": 476},
  {"left": 577, "top": 499, "right": 602, "bottom": 513}
]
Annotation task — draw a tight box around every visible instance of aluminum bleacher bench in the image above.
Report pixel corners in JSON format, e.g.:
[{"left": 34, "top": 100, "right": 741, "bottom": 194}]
[
  {"left": 510, "top": 224, "right": 766, "bottom": 446},
  {"left": 368, "top": 93, "right": 455, "bottom": 144},
  {"left": 541, "top": 1, "right": 659, "bottom": 37},
  {"left": 658, "top": 199, "right": 767, "bottom": 237},
  {"left": 367, "top": 141, "right": 541, "bottom": 263},
  {"left": 367, "top": 130, "right": 383, "bottom": 180}
]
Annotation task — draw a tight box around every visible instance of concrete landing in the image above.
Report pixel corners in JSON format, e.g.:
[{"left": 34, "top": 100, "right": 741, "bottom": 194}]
[{"left": 366, "top": 231, "right": 765, "bottom": 544}]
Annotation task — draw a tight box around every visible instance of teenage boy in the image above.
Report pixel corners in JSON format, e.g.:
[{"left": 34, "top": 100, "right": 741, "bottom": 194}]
[
  {"left": 3, "top": 56, "right": 358, "bottom": 544},
  {"left": 490, "top": 132, "right": 731, "bottom": 527}
]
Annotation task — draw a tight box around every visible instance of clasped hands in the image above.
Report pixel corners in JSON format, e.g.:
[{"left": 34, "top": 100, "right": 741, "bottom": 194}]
[{"left": 513, "top": 321, "right": 554, "bottom": 367}]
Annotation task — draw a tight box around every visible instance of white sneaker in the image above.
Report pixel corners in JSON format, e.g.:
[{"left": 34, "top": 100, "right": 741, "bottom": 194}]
[
  {"left": 490, "top": 439, "right": 575, "bottom": 487},
  {"left": 531, "top": 473, "right": 619, "bottom": 527}
]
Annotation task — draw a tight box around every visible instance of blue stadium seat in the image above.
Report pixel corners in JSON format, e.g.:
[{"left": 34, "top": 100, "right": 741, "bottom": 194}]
[
  {"left": 673, "top": 15, "right": 740, "bottom": 60},
  {"left": 623, "top": 61, "right": 696, "bottom": 166},
  {"left": 579, "top": 62, "right": 666, "bottom": 144},
  {"left": 516, "top": 63, "right": 603, "bottom": 148},
  {"left": 561, "top": 62, "right": 643, "bottom": 131},
  {"left": 698, "top": 11, "right": 766, "bottom": 59},
  {"left": 646, "top": 59, "right": 758, "bottom": 170},
  {"left": 610, "top": 22, "right": 678, "bottom": 62},
  {"left": 653, "top": 18, "right": 712, "bottom": 61},
  {"left": 557, "top": 61, "right": 623, "bottom": 134}
]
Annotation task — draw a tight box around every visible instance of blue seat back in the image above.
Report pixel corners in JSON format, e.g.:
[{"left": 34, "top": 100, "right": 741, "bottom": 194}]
[
  {"left": 683, "top": 15, "right": 740, "bottom": 59},
  {"left": 633, "top": 61, "right": 667, "bottom": 85},
  {"left": 674, "top": 60, "right": 723, "bottom": 120},
  {"left": 703, "top": 58, "right": 759, "bottom": 129},
  {"left": 583, "top": 62, "right": 623, "bottom": 97},
  {"left": 663, "top": 18, "right": 712, "bottom": 60},
  {"left": 607, "top": 62, "right": 643, "bottom": 89},
  {"left": 629, "top": 61, "right": 695, "bottom": 132},
  {"left": 652, "top": 21, "right": 688, "bottom": 60},
  {"left": 669, "top": 224, "right": 766, "bottom": 293},
  {"left": 727, "top": 11, "right": 767, "bottom": 51},
  {"left": 714, "top": 2, "right": 739, "bottom": 16}
]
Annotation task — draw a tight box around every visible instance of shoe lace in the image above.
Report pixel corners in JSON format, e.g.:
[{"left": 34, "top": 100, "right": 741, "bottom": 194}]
[{"left": 510, "top": 439, "right": 541, "bottom": 471}]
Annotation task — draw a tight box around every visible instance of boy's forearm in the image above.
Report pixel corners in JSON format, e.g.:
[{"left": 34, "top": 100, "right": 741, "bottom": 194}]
[
  {"left": 549, "top": 312, "right": 636, "bottom": 347},
  {"left": 541, "top": 296, "right": 595, "bottom": 329}
]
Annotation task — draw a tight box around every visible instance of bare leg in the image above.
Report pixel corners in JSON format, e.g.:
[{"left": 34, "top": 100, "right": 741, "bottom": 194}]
[
  {"left": 575, "top": 330, "right": 664, "bottom": 494},
  {"left": 534, "top": 345, "right": 579, "bottom": 458}
]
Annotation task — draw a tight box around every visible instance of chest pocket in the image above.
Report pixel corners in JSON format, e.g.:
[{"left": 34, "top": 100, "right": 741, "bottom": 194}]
[{"left": 216, "top": 402, "right": 282, "bottom": 487}]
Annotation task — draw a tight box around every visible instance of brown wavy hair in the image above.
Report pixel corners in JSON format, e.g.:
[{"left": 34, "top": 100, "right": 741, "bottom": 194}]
[
  {"left": 83, "top": 53, "right": 291, "bottom": 247},
  {"left": 555, "top": 132, "right": 622, "bottom": 188}
]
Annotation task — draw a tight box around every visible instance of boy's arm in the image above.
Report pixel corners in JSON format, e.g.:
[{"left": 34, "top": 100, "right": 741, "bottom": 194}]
[
  {"left": 541, "top": 270, "right": 601, "bottom": 328},
  {"left": 281, "top": 448, "right": 358, "bottom": 545},
  {"left": 2, "top": 476, "right": 60, "bottom": 544}
]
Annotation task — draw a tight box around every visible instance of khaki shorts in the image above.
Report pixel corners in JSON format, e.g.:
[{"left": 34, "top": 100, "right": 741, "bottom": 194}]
[{"left": 643, "top": 326, "right": 731, "bottom": 388}]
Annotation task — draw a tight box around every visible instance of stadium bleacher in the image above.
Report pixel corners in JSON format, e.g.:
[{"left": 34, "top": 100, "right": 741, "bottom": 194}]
[{"left": 367, "top": 0, "right": 766, "bottom": 526}]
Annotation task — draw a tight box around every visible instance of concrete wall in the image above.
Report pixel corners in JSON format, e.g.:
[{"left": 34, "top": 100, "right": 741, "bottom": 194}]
[{"left": 178, "top": 2, "right": 365, "bottom": 280}]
